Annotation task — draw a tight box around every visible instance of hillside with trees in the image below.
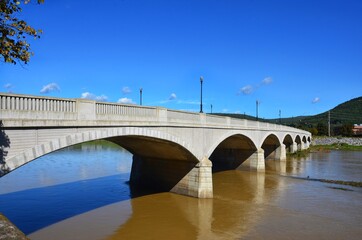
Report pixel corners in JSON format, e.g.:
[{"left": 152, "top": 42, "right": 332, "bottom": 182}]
[{"left": 214, "top": 96, "right": 362, "bottom": 136}]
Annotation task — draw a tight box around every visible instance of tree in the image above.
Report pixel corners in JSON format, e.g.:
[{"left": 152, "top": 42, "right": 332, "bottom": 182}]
[
  {"left": 0, "top": 0, "right": 43, "bottom": 64},
  {"left": 309, "top": 127, "right": 318, "bottom": 136},
  {"left": 316, "top": 122, "right": 328, "bottom": 136}
]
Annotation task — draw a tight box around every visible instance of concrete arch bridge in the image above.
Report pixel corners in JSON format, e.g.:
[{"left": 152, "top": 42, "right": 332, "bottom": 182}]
[{"left": 0, "top": 93, "right": 311, "bottom": 198}]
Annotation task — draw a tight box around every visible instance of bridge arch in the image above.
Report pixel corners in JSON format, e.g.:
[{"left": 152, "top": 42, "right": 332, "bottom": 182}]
[
  {"left": 260, "top": 133, "right": 282, "bottom": 160},
  {"left": 208, "top": 133, "right": 257, "bottom": 172},
  {"left": 283, "top": 134, "right": 294, "bottom": 153},
  {"left": 3, "top": 127, "right": 195, "bottom": 175},
  {"left": 295, "top": 135, "right": 302, "bottom": 151}
]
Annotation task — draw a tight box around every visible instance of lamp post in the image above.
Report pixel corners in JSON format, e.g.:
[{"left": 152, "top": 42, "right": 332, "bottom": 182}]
[
  {"left": 279, "top": 109, "right": 281, "bottom": 124},
  {"left": 200, "top": 76, "right": 203, "bottom": 113},
  {"left": 140, "top": 88, "right": 143, "bottom": 105},
  {"left": 210, "top": 104, "right": 213, "bottom": 114},
  {"left": 256, "top": 100, "right": 259, "bottom": 121}
]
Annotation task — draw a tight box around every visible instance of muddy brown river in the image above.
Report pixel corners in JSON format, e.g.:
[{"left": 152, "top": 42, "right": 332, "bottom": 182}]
[{"left": 0, "top": 141, "right": 361, "bottom": 239}]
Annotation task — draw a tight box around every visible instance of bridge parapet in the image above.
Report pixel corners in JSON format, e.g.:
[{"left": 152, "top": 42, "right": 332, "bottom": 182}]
[{"left": 0, "top": 93, "right": 308, "bottom": 135}]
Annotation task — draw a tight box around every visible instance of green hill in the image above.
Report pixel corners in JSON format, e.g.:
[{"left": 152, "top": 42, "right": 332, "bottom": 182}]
[
  {"left": 214, "top": 96, "right": 362, "bottom": 136},
  {"left": 282, "top": 96, "right": 362, "bottom": 125}
]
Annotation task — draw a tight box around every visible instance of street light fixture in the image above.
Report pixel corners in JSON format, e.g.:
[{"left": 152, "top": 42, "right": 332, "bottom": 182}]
[
  {"left": 140, "top": 88, "right": 143, "bottom": 106},
  {"left": 200, "top": 76, "right": 203, "bottom": 113}
]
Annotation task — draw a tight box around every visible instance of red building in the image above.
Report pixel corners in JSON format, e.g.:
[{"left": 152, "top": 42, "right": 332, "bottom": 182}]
[{"left": 352, "top": 124, "right": 362, "bottom": 136}]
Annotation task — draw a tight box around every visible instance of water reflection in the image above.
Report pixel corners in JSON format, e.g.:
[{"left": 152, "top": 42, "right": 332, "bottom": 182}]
[
  {"left": 0, "top": 174, "right": 131, "bottom": 234},
  {"left": 86, "top": 171, "right": 277, "bottom": 240}
]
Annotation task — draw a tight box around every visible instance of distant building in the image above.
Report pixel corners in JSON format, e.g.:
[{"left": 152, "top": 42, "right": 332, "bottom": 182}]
[{"left": 352, "top": 124, "right": 362, "bottom": 136}]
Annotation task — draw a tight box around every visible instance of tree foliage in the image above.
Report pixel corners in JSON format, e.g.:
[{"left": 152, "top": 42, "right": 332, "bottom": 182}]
[{"left": 0, "top": 0, "right": 43, "bottom": 64}]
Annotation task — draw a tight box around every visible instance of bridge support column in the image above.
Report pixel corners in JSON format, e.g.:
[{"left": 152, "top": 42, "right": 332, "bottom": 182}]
[
  {"left": 275, "top": 144, "right": 286, "bottom": 161},
  {"left": 171, "top": 158, "right": 213, "bottom": 198},
  {"left": 301, "top": 142, "right": 306, "bottom": 150},
  {"left": 239, "top": 148, "right": 265, "bottom": 172},
  {"left": 291, "top": 143, "right": 298, "bottom": 153}
]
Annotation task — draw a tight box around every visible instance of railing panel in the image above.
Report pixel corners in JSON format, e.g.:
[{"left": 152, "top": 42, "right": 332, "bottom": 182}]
[{"left": 167, "top": 110, "right": 200, "bottom": 122}]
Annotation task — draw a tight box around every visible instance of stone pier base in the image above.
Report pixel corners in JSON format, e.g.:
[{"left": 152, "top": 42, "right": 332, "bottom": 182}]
[
  {"left": 275, "top": 144, "right": 287, "bottom": 161},
  {"left": 238, "top": 148, "right": 265, "bottom": 172},
  {"left": 291, "top": 143, "right": 298, "bottom": 153},
  {"left": 171, "top": 158, "right": 213, "bottom": 198}
]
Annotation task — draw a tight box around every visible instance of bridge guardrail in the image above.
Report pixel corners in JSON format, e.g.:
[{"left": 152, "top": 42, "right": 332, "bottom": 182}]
[{"left": 0, "top": 93, "right": 310, "bottom": 135}]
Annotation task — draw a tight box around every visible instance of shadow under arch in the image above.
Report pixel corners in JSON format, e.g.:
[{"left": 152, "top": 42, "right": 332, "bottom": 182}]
[
  {"left": 261, "top": 133, "right": 281, "bottom": 160},
  {"left": 107, "top": 135, "right": 199, "bottom": 196},
  {"left": 283, "top": 134, "right": 294, "bottom": 153},
  {"left": 209, "top": 134, "right": 257, "bottom": 173},
  {"left": 295, "top": 135, "right": 302, "bottom": 151}
]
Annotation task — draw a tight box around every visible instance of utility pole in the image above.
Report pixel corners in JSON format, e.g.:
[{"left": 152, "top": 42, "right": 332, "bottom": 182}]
[
  {"left": 328, "top": 111, "right": 331, "bottom": 137},
  {"left": 200, "top": 76, "right": 203, "bottom": 113},
  {"left": 140, "top": 88, "right": 143, "bottom": 106},
  {"left": 279, "top": 109, "right": 281, "bottom": 124}
]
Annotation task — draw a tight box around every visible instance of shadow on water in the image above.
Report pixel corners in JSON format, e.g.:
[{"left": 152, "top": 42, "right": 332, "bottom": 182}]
[{"left": 0, "top": 173, "right": 163, "bottom": 235}]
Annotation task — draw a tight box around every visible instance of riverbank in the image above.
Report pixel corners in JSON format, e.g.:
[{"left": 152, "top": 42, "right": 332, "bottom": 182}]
[
  {"left": 0, "top": 213, "right": 29, "bottom": 240},
  {"left": 312, "top": 136, "right": 362, "bottom": 146},
  {"left": 287, "top": 137, "right": 362, "bottom": 158}
]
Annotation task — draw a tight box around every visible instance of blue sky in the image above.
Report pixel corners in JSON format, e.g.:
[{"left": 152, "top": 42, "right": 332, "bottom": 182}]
[{"left": 1, "top": 0, "right": 361, "bottom": 118}]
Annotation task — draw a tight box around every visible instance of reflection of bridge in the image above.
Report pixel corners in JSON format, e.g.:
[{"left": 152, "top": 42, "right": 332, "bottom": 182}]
[{"left": 0, "top": 93, "right": 311, "bottom": 198}]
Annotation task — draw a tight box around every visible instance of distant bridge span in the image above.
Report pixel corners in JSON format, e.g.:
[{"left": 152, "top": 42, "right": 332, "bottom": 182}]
[{"left": 0, "top": 93, "right": 311, "bottom": 198}]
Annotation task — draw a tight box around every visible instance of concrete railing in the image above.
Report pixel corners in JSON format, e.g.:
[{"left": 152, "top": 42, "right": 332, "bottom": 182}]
[
  {"left": 0, "top": 94, "right": 76, "bottom": 112},
  {"left": 0, "top": 93, "right": 309, "bottom": 134}
]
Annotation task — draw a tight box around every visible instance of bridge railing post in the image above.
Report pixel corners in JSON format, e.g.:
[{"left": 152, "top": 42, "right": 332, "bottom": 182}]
[
  {"left": 76, "top": 99, "right": 96, "bottom": 121},
  {"left": 157, "top": 107, "right": 168, "bottom": 123}
]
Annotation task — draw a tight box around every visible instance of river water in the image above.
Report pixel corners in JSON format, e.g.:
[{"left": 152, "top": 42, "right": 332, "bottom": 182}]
[{"left": 0, "top": 141, "right": 361, "bottom": 239}]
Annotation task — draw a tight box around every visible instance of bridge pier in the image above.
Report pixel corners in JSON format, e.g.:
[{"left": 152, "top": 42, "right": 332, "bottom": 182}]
[
  {"left": 171, "top": 158, "right": 213, "bottom": 198},
  {"left": 275, "top": 144, "right": 287, "bottom": 161},
  {"left": 238, "top": 148, "right": 265, "bottom": 172},
  {"left": 130, "top": 155, "right": 213, "bottom": 198},
  {"left": 291, "top": 143, "right": 298, "bottom": 153}
]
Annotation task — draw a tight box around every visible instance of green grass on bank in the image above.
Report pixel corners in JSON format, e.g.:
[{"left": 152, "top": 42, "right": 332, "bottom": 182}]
[{"left": 287, "top": 143, "right": 362, "bottom": 158}]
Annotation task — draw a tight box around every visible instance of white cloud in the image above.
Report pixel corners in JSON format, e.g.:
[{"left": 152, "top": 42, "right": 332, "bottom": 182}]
[
  {"left": 95, "top": 95, "right": 108, "bottom": 101},
  {"left": 40, "top": 83, "right": 60, "bottom": 94},
  {"left": 81, "top": 92, "right": 108, "bottom": 101},
  {"left": 262, "top": 77, "right": 273, "bottom": 85},
  {"left": 240, "top": 85, "right": 253, "bottom": 95},
  {"left": 169, "top": 93, "right": 177, "bottom": 100},
  {"left": 312, "top": 97, "right": 320, "bottom": 104},
  {"left": 117, "top": 97, "right": 135, "bottom": 104},
  {"left": 4, "top": 83, "right": 12, "bottom": 89},
  {"left": 122, "top": 86, "right": 131, "bottom": 94}
]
